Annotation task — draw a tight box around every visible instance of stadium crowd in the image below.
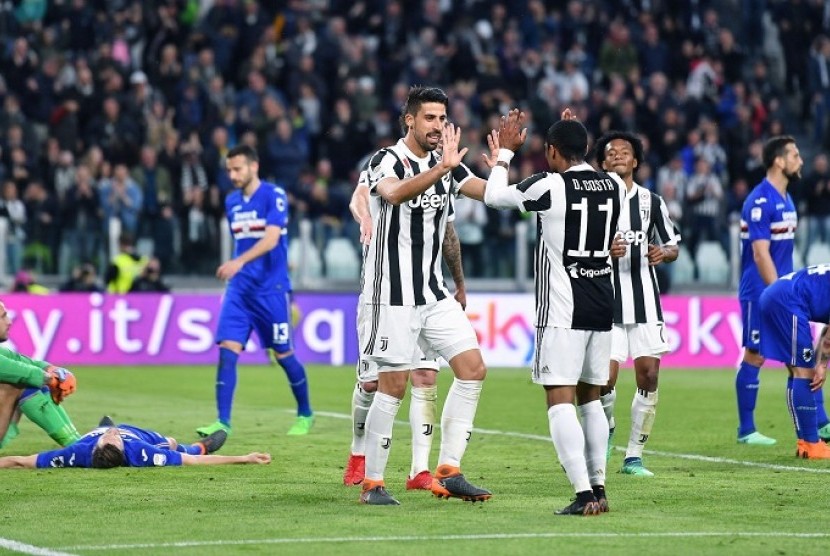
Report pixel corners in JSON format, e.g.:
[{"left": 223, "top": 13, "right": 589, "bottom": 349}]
[{"left": 0, "top": 0, "right": 828, "bottom": 283}]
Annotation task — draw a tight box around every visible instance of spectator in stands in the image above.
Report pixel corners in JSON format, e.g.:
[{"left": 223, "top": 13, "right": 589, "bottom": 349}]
[
  {"left": 61, "top": 165, "right": 103, "bottom": 273},
  {"left": 11, "top": 269, "right": 48, "bottom": 294},
  {"left": 0, "top": 179, "right": 26, "bottom": 275},
  {"left": 129, "top": 257, "right": 170, "bottom": 293},
  {"left": 22, "top": 180, "right": 58, "bottom": 274},
  {"left": 99, "top": 163, "right": 143, "bottom": 237},
  {"left": 59, "top": 263, "right": 103, "bottom": 293},
  {"left": 804, "top": 154, "right": 830, "bottom": 246},
  {"left": 685, "top": 157, "right": 726, "bottom": 259}
]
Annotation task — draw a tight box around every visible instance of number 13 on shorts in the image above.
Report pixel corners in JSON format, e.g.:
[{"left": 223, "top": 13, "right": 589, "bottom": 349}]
[{"left": 272, "top": 322, "right": 290, "bottom": 345}]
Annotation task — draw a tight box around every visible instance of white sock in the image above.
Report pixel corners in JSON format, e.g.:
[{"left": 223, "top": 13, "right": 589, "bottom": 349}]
[
  {"left": 626, "top": 389, "right": 658, "bottom": 460},
  {"left": 600, "top": 388, "right": 617, "bottom": 431},
  {"left": 578, "top": 400, "right": 609, "bottom": 487},
  {"left": 350, "top": 383, "right": 375, "bottom": 455},
  {"left": 364, "top": 392, "right": 401, "bottom": 482},
  {"left": 409, "top": 385, "right": 437, "bottom": 477},
  {"left": 437, "top": 379, "right": 482, "bottom": 469},
  {"left": 548, "top": 403, "right": 591, "bottom": 493}
]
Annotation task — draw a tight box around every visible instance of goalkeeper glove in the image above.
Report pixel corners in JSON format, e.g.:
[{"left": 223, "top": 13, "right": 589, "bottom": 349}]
[{"left": 45, "top": 366, "right": 76, "bottom": 404}]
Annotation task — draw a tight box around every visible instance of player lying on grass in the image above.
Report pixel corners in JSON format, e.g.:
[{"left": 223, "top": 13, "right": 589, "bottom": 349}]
[
  {"left": 0, "top": 417, "right": 270, "bottom": 469},
  {"left": 0, "top": 299, "right": 80, "bottom": 448}
]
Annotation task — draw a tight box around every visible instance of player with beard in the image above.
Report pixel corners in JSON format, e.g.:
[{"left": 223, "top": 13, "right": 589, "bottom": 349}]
[
  {"left": 736, "top": 136, "right": 803, "bottom": 446},
  {"left": 197, "top": 145, "right": 313, "bottom": 439},
  {"left": 358, "top": 86, "right": 495, "bottom": 505}
]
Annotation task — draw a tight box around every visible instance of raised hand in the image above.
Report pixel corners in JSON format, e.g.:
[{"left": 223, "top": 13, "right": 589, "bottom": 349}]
[
  {"left": 482, "top": 129, "right": 500, "bottom": 169},
  {"left": 498, "top": 109, "right": 528, "bottom": 152},
  {"left": 561, "top": 107, "right": 578, "bottom": 121},
  {"left": 440, "top": 123, "right": 468, "bottom": 170}
]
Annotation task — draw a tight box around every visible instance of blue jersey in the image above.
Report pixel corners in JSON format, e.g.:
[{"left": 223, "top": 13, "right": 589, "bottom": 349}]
[
  {"left": 35, "top": 425, "right": 183, "bottom": 469},
  {"left": 787, "top": 265, "right": 830, "bottom": 322},
  {"left": 760, "top": 265, "right": 830, "bottom": 367},
  {"left": 224, "top": 181, "right": 291, "bottom": 294},
  {"left": 738, "top": 179, "right": 797, "bottom": 301}
]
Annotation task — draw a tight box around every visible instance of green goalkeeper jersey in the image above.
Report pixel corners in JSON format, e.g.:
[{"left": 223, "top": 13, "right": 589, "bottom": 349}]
[{"left": 0, "top": 345, "right": 48, "bottom": 388}]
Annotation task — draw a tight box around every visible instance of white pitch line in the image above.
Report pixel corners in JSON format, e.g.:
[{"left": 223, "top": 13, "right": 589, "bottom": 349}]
[
  {"left": 0, "top": 538, "right": 77, "bottom": 556},
  {"left": 61, "top": 531, "right": 830, "bottom": 551},
  {"left": 312, "top": 410, "right": 830, "bottom": 475}
]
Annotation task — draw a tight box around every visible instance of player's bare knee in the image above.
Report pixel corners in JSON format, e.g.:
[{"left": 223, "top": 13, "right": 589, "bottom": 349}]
[
  {"left": 743, "top": 349, "right": 764, "bottom": 367},
  {"left": 359, "top": 381, "right": 378, "bottom": 393},
  {"left": 219, "top": 340, "right": 244, "bottom": 354},
  {"left": 449, "top": 350, "right": 486, "bottom": 381},
  {"left": 378, "top": 371, "right": 409, "bottom": 399},
  {"left": 634, "top": 358, "right": 660, "bottom": 391},
  {"left": 576, "top": 382, "right": 601, "bottom": 404},
  {"left": 410, "top": 369, "right": 437, "bottom": 387}
]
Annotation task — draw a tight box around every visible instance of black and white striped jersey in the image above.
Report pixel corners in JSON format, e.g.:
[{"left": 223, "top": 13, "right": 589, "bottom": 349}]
[
  {"left": 612, "top": 183, "right": 681, "bottom": 324},
  {"left": 363, "top": 139, "right": 473, "bottom": 306},
  {"left": 486, "top": 162, "right": 625, "bottom": 331}
]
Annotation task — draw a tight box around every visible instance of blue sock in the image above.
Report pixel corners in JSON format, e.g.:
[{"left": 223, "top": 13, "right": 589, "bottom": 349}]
[
  {"left": 735, "top": 362, "right": 761, "bottom": 437},
  {"left": 176, "top": 444, "right": 204, "bottom": 455},
  {"left": 216, "top": 347, "right": 239, "bottom": 426},
  {"left": 793, "top": 378, "right": 819, "bottom": 443},
  {"left": 786, "top": 377, "right": 800, "bottom": 439},
  {"left": 815, "top": 387, "right": 829, "bottom": 428},
  {"left": 277, "top": 354, "right": 312, "bottom": 417}
]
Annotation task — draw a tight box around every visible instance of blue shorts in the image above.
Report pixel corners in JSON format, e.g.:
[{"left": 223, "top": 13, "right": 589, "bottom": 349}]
[
  {"left": 216, "top": 287, "right": 293, "bottom": 353},
  {"left": 740, "top": 299, "right": 762, "bottom": 350},
  {"left": 759, "top": 279, "right": 815, "bottom": 368}
]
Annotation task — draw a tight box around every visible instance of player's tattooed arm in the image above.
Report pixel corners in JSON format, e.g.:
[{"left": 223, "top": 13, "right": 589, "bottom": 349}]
[{"left": 443, "top": 223, "right": 467, "bottom": 309}]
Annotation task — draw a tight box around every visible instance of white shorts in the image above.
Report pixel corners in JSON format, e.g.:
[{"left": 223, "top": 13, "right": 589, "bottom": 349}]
[
  {"left": 355, "top": 299, "right": 441, "bottom": 382},
  {"left": 610, "top": 322, "right": 669, "bottom": 363},
  {"left": 360, "top": 297, "right": 479, "bottom": 372},
  {"left": 532, "top": 327, "right": 611, "bottom": 386}
]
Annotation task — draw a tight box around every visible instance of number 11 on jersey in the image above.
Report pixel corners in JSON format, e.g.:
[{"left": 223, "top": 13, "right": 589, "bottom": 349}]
[{"left": 567, "top": 198, "right": 614, "bottom": 258}]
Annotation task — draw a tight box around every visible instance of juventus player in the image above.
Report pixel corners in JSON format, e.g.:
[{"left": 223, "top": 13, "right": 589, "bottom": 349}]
[
  {"left": 358, "top": 86, "right": 494, "bottom": 506},
  {"left": 595, "top": 131, "right": 680, "bottom": 477},
  {"left": 343, "top": 160, "right": 468, "bottom": 491},
  {"left": 484, "top": 109, "right": 626, "bottom": 516}
]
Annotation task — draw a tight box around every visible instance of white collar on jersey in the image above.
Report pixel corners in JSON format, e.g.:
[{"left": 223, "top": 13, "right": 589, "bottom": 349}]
[
  {"left": 397, "top": 138, "right": 433, "bottom": 164},
  {"left": 563, "top": 162, "right": 595, "bottom": 172}
]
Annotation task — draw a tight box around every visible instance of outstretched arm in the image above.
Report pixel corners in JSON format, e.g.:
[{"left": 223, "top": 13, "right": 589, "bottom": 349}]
[
  {"left": 443, "top": 222, "right": 466, "bottom": 309},
  {"left": 0, "top": 455, "right": 37, "bottom": 468},
  {"left": 181, "top": 452, "right": 271, "bottom": 466}
]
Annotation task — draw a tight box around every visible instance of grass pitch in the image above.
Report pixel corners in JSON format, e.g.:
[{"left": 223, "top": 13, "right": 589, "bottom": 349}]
[{"left": 1, "top": 364, "right": 827, "bottom": 555}]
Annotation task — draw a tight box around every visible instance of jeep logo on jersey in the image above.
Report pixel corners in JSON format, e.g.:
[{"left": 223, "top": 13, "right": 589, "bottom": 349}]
[
  {"left": 408, "top": 192, "right": 448, "bottom": 210},
  {"left": 620, "top": 229, "right": 648, "bottom": 245}
]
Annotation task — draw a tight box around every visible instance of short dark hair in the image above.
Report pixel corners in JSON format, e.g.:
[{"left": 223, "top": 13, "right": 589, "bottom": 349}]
[
  {"left": 399, "top": 86, "right": 449, "bottom": 134},
  {"left": 227, "top": 144, "right": 259, "bottom": 163},
  {"left": 594, "top": 131, "right": 644, "bottom": 167},
  {"left": 762, "top": 135, "right": 796, "bottom": 169},
  {"left": 545, "top": 119, "right": 588, "bottom": 162},
  {"left": 91, "top": 443, "right": 126, "bottom": 469}
]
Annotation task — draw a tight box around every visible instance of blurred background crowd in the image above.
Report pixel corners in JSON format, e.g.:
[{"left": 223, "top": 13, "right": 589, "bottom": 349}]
[{"left": 1, "top": 0, "right": 830, "bottom": 291}]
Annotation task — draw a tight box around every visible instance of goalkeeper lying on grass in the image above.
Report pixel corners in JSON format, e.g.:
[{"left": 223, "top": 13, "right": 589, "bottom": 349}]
[
  {"left": 0, "top": 300, "right": 80, "bottom": 448},
  {"left": 0, "top": 416, "right": 271, "bottom": 469}
]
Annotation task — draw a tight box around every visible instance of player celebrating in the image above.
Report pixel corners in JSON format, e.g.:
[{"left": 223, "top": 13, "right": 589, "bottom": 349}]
[
  {"left": 485, "top": 109, "right": 626, "bottom": 516},
  {"left": 197, "top": 145, "right": 313, "bottom": 439},
  {"left": 758, "top": 264, "right": 830, "bottom": 458},
  {"left": 0, "top": 299, "right": 80, "bottom": 448},
  {"left": 358, "top": 86, "right": 493, "bottom": 505},
  {"left": 0, "top": 417, "right": 269, "bottom": 468},
  {"left": 344, "top": 161, "right": 468, "bottom": 489},
  {"left": 595, "top": 132, "right": 681, "bottom": 477},
  {"left": 736, "top": 136, "right": 801, "bottom": 446}
]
